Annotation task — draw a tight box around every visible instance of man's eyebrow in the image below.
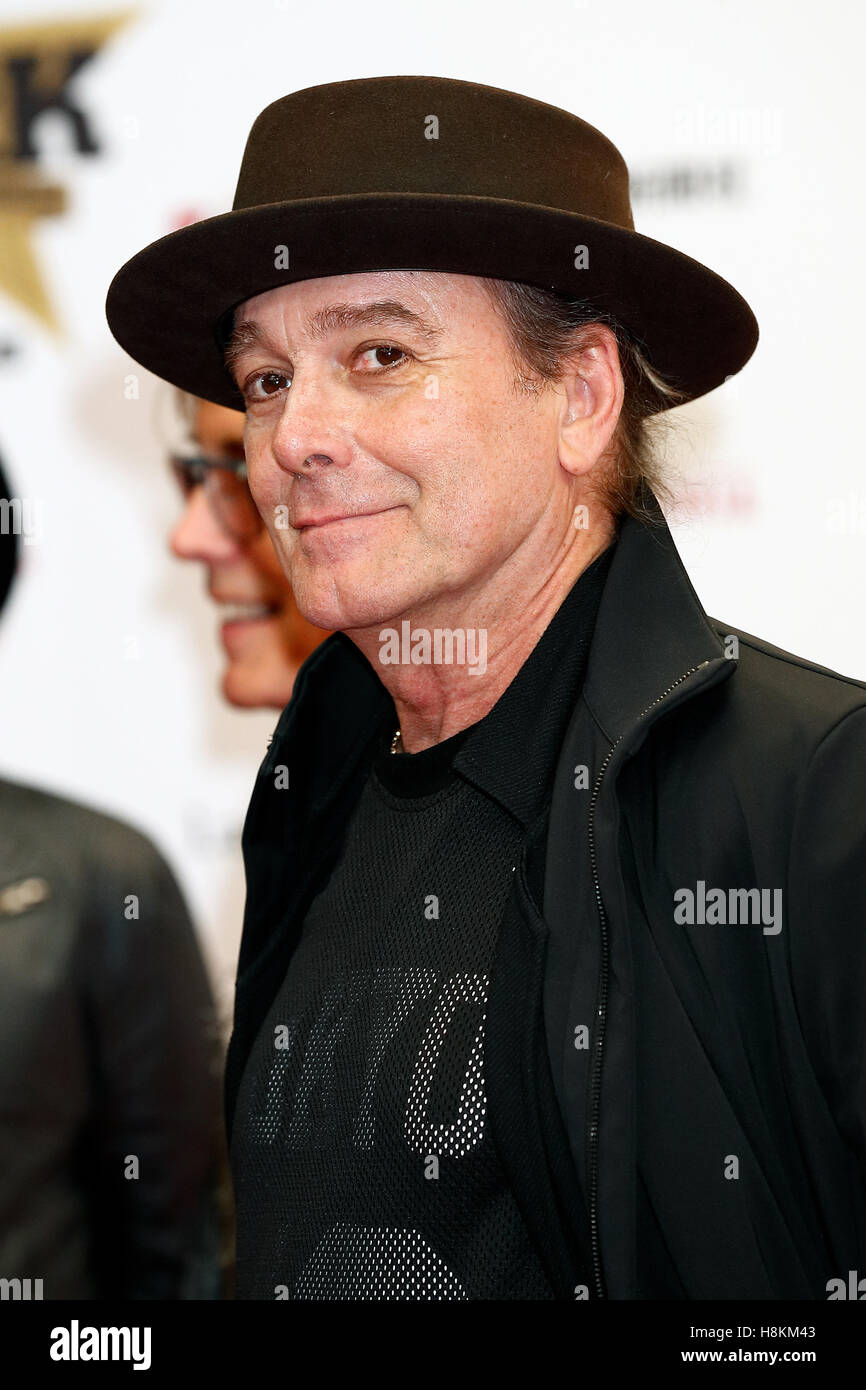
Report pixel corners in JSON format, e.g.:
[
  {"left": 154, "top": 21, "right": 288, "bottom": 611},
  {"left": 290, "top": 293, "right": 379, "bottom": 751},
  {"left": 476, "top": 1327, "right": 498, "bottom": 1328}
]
[
  {"left": 223, "top": 299, "right": 442, "bottom": 378},
  {"left": 305, "top": 299, "right": 443, "bottom": 347}
]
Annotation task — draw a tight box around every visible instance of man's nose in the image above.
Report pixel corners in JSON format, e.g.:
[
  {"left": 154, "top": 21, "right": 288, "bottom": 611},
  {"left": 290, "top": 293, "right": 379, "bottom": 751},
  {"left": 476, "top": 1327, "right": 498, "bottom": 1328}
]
[
  {"left": 268, "top": 373, "right": 352, "bottom": 477},
  {"left": 169, "top": 485, "right": 240, "bottom": 562}
]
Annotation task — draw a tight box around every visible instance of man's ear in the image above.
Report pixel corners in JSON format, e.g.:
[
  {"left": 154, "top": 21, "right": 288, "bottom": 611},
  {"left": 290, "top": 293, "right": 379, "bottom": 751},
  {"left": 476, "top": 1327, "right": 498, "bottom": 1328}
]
[{"left": 557, "top": 326, "right": 624, "bottom": 479}]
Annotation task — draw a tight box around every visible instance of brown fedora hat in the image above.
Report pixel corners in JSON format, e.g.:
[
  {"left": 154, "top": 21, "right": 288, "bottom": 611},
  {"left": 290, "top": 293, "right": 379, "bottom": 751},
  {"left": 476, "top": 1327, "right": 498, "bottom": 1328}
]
[{"left": 105, "top": 74, "right": 758, "bottom": 412}]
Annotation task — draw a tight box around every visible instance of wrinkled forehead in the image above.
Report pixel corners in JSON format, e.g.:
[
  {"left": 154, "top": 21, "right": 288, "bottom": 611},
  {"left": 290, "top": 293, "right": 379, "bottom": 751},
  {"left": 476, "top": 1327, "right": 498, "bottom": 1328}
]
[
  {"left": 241, "top": 269, "right": 425, "bottom": 315},
  {"left": 218, "top": 269, "right": 494, "bottom": 354}
]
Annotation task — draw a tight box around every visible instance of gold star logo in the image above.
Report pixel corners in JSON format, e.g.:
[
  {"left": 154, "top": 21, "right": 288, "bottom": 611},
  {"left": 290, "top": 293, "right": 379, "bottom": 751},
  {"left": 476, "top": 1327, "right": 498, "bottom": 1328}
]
[{"left": 0, "top": 12, "right": 134, "bottom": 332}]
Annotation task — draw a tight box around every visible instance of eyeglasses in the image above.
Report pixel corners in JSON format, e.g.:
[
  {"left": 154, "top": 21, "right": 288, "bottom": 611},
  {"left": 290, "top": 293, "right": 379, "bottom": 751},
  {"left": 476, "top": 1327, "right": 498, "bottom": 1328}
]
[{"left": 170, "top": 453, "right": 263, "bottom": 541}]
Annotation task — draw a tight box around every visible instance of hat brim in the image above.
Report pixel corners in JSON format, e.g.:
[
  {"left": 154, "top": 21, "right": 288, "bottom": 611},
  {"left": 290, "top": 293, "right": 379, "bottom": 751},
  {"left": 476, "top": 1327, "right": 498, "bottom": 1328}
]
[{"left": 105, "top": 192, "right": 758, "bottom": 412}]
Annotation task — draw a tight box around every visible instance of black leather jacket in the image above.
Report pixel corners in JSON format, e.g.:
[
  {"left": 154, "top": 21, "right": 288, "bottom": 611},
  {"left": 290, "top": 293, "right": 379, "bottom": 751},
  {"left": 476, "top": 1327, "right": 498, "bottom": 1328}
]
[{"left": 0, "top": 780, "right": 224, "bottom": 1299}]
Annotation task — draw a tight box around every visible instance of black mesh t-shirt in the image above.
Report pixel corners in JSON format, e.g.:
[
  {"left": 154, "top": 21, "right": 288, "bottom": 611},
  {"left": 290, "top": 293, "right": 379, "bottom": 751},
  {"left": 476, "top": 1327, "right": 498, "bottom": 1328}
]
[{"left": 231, "top": 543, "right": 614, "bottom": 1300}]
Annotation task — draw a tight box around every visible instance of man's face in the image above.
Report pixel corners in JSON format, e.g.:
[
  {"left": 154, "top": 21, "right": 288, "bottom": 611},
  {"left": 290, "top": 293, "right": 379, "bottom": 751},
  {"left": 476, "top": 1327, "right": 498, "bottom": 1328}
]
[{"left": 230, "top": 270, "right": 568, "bottom": 633}]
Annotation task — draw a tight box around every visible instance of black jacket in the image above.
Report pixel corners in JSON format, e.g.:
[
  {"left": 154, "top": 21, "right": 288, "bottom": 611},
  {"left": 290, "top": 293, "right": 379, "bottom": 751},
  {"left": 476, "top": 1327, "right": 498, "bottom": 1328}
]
[
  {"left": 0, "top": 780, "right": 224, "bottom": 1298},
  {"left": 226, "top": 492, "right": 866, "bottom": 1300}
]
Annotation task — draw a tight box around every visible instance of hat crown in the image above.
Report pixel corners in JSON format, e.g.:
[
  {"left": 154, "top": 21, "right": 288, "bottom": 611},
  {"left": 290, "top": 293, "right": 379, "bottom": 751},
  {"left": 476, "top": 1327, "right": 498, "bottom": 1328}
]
[{"left": 233, "top": 75, "right": 635, "bottom": 229}]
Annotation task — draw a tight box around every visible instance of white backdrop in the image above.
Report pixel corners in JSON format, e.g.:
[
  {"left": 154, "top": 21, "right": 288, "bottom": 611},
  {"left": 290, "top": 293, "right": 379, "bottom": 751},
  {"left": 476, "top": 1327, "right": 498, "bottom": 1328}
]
[{"left": 0, "top": 0, "right": 864, "bottom": 1027}]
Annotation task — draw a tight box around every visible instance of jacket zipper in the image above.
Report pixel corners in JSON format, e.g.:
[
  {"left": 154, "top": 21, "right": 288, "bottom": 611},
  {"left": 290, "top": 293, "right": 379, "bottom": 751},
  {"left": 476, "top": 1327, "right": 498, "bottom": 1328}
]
[{"left": 585, "top": 659, "right": 713, "bottom": 1299}]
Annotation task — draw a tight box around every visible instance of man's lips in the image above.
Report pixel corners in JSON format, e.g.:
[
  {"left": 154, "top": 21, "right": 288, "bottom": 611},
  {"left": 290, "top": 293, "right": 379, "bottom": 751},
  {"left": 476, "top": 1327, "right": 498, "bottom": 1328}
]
[{"left": 295, "top": 505, "right": 402, "bottom": 531}]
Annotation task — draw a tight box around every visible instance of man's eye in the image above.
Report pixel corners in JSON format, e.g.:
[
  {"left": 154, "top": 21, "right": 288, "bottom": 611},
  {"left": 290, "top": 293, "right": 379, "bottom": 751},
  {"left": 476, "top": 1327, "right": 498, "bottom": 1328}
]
[
  {"left": 245, "top": 371, "right": 291, "bottom": 401},
  {"left": 356, "top": 344, "right": 410, "bottom": 371}
]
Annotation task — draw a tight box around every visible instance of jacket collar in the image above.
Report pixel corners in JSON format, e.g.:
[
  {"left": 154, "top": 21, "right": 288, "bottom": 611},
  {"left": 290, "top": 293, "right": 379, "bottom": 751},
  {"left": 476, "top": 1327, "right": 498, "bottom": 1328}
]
[{"left": 581, "top": 487, "right": 732, "bottom": 744}]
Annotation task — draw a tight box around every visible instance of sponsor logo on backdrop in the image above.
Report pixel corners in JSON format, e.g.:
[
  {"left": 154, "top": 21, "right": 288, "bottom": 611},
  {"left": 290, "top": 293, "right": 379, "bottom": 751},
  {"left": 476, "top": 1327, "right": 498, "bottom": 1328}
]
[
  {"left": 0, "top": 11, "right": 131, "bottom": 332},
  {"left": 631, "top": 161, "right": 744, "bottom": 204}
]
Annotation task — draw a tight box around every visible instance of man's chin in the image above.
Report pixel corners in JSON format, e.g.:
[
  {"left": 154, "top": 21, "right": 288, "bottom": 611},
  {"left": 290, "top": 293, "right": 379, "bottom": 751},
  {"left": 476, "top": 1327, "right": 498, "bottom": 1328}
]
[
  {"left": 292, "top": 601, "right": 407, "bottom": 636},
  {"left": 287, "top": 541, "right": 423, "bottom": 633},
  {"left": 289, "top": 583, "right": 389, "bottom": 634}
]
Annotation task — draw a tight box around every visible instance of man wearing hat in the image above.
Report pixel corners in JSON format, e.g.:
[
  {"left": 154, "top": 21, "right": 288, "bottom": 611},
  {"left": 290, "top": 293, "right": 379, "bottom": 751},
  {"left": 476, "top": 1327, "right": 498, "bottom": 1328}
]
[{"left": 107, "top": 76, "right": 866, "bottom": 1301}]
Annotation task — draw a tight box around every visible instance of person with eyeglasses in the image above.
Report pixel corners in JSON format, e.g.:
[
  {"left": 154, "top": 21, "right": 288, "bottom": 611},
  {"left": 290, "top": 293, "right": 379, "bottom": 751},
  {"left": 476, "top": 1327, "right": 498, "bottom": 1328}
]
[{"left": 168, "top": 392, "right": 327, "bottom": 710}]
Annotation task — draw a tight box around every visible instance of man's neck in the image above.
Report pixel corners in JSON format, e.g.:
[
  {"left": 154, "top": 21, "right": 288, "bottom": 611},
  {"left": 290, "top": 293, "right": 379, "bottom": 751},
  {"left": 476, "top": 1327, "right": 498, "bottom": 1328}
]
[{"left": 346, "top": 521, "right": 615, "bottom": 753}]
